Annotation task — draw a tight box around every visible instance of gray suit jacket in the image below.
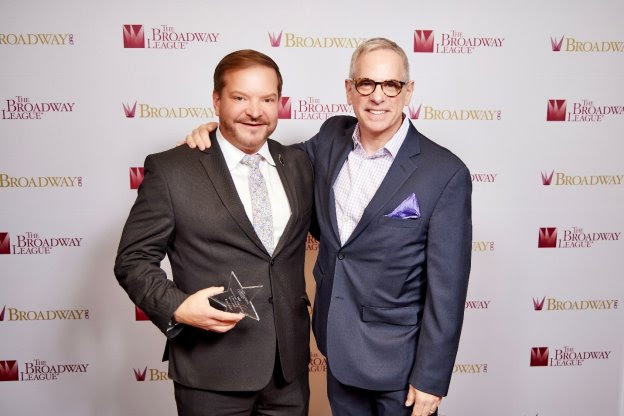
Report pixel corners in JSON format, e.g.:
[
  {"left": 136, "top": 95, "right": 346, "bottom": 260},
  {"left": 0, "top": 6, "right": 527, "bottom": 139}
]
[
  {"left": 299, "top": 116, "right": 471, "bottom": 396},
  {"left": 115, "top": 135, "right": 314, "bottom": 391}
]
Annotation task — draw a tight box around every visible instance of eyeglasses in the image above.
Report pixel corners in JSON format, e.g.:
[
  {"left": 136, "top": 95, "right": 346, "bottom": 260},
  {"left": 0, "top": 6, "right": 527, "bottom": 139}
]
[{"left": 350, "top": 78, "right": 407, "bottom": 97}]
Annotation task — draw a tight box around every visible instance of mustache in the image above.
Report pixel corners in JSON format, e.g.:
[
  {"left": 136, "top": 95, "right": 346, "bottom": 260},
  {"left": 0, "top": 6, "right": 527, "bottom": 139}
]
[{"left": 236, "top": 116, "right": 269, "bottom": 125}]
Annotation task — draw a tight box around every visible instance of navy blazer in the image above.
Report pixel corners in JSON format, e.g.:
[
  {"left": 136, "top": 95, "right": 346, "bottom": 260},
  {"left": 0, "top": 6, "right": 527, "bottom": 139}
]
[{"left": 298, "top": 115, "right": 472, "bottom": 396}]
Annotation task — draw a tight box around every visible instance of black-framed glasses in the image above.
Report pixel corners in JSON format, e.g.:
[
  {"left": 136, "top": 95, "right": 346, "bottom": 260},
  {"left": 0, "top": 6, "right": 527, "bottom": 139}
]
[{"left": 351, "top": 78, "right": 407, "bottom": 97}]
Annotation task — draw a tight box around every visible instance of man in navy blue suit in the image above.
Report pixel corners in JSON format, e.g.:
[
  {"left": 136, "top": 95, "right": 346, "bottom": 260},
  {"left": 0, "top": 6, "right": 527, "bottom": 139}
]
[{"left": 185, "top": 38, "right": 472, "bottom": 416}]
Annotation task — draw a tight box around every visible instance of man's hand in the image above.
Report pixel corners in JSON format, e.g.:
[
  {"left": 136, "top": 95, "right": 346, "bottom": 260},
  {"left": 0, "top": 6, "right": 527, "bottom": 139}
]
[
  {"left": 177, "top": 122, "right": 218, "bottom": 150},
  {"left": 405, "top": 385, "right": 442, "bottom": 416},
  {"left": 173, "top": 287, "right": 244, "bottom": 333}
]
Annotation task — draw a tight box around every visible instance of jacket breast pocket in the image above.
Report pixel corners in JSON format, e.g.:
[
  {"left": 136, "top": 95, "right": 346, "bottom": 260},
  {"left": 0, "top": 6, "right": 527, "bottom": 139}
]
[{"left": 378, "top": 215, "right": 422, "bottom": 229}]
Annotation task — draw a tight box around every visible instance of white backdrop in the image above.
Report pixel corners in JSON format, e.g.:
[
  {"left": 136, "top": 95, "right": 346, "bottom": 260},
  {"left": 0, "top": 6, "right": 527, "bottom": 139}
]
[{"left": 1, "top": 1, "right": 623, "bottom": 415}]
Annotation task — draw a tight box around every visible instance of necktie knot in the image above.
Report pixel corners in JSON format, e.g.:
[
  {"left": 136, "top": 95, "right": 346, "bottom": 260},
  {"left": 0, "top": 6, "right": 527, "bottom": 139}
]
[{"left": 241, "top": 154, "right": 262, "bottom": 169}]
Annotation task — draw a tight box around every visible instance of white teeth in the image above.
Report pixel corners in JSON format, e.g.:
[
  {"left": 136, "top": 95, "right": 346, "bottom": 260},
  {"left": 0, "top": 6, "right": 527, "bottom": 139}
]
[{"left": 369, "top": 110, "right": 386, "bottom": 115}]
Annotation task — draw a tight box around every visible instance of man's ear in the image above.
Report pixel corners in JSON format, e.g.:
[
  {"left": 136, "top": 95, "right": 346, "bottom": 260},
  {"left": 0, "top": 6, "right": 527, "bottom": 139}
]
[
  {"left": 345, "top": 79, "right": 353, "bottom": 105},
  {"left": 403, "top": 80, "right": 415, "bottom": 105},
  {"left": 212, "top": 90, "right": 220, "bottom": 117}
]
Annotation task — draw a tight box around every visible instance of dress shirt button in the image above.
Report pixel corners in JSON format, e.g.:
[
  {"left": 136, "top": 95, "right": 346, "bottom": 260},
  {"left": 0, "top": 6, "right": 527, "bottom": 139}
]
[{"left": 337, "top": 253, "right": 345, "bottom": 260}]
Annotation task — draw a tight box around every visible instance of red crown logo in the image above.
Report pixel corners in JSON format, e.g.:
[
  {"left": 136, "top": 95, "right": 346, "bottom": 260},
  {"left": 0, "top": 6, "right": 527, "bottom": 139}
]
[
  {"left": 0, "top": 360, "right": 19, "bottom": 381},
  {"left": 538, "top": 228, "right": 557, "bottom": 248},
  {"left": 530, "top": 347, "right": 549, "bottom": 366},
  {"left": 408, "top": 104, "right": 422, "bottom": 120},
  {"left": 551, "top": 36, "right": 564, "bottom": 52},
  {"left": 123, "top": 25, "right": 145, "bottom": 48},
  {"left": 135, "top": 306, "right": 149, "bottom": 321},
  {"left": 547, "top": 100, "right": 566, "bottom": 122},
  {"left": 123, "top": 101, "right": 137, "bottom": 118},
  {"left": 134, "top": 367, "right": 147, "bottom": 381},
  {"left": 541, "top": 171, "right": 554, "bottom": 186},
  {"left": 278, "top": 97, "right": 292, "bottom": 119},
  {"left": 268, "top": 31, "right": 283, "bottom": 47},
  {"left": 0, "top": 233, "right": 10, "bottom": 255},
  {"left": 129, "top": 167, "right": 145, "bottom": 190},
  {"left": 533, "top": 297, "right": 545, "bottom": 311},
  {"left": 414, "top": 30, "right": 434, "bottom": 53}
]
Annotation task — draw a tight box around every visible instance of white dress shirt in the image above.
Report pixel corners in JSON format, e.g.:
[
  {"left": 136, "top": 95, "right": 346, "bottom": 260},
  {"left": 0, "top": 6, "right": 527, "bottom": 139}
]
[
  {"left": 333, "top": 115, "right": 410, "bottom": 245},
  {"left": 216, "top": 129, "right": 291, "bottom": 249}
]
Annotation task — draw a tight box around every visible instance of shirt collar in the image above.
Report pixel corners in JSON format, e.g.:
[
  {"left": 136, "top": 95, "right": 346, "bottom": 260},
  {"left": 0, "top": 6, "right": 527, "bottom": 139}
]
[
  {"left": 351, "top": 113, "right": 410, "bottom": 158},
  {"left": 216, "top": 128, "right": 276, "bottom": 170}
]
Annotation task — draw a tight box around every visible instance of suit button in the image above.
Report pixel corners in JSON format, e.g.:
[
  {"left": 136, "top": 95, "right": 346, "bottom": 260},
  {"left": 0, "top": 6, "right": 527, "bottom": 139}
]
[
  {"left": 268, "top": 297, "right": 274, "bottom": 304},
  {"left": 337, "top": 253, "right": 345, "bottom": 260},
  {"left": 270, "top": 259, "right": 275, "bottom": 265}
]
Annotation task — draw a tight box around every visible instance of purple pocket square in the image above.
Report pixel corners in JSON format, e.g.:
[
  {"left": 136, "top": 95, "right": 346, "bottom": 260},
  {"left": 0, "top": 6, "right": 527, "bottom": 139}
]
[{"left": 385, "top": 194, "right": 421, "bottom": 219}]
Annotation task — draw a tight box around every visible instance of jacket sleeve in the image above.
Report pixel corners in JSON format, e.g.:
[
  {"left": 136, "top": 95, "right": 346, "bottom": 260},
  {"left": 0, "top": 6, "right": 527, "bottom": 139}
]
[
  {"left": 114, "top": 154, "right": 189, "bottom": 334},
  {"left": 409, "top": 164, "right": 472, "bottom": 396}
]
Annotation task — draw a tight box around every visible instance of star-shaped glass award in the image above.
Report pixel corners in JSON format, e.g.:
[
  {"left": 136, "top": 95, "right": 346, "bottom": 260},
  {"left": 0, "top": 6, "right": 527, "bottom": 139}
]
[{"left": 208, "top": 271, "right": 263, "bottom": 321}]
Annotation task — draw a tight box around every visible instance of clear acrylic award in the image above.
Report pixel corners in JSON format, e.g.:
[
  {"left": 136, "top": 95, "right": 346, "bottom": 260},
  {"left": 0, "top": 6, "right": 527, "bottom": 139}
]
[{"left": 208, "top": 271, "right": 263, "bottom": 321}]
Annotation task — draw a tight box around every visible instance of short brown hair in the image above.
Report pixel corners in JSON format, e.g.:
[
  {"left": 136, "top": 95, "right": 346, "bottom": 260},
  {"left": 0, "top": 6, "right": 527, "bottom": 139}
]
[{"left": 213, "top": 49, "right": 283, "bottom": 96}]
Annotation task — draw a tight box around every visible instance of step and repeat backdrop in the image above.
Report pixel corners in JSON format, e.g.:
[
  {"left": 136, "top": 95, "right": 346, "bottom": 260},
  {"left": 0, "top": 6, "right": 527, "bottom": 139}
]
[{"left": 1, "top": 0, "right": 623, "bottom": 415}]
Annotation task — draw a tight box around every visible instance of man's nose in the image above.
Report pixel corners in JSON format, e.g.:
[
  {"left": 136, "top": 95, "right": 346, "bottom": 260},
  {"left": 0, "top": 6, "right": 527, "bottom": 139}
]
[
  {"left": 369, "top": 84, "right": 385, "bottom": 103},
  {"left": 246, "top": 100, "right": 262, "bottom": 118}
]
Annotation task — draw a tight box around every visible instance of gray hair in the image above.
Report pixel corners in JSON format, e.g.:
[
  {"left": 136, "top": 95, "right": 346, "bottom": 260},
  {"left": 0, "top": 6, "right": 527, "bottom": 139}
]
[{"left": 349, "top": 37, "right": 410, "bottom": 81}]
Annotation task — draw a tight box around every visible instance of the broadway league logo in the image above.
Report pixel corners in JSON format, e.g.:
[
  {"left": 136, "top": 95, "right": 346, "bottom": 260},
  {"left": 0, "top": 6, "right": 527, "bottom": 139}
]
[
  {"left": 547, "top": 100, "right": 567, "bottom": 121},
  {"left": 541, "top": 171, "right": 554, "bottom": 185},
  {"left": 0, "top": 361, "right": 19, "bottom": 381},
  {"left": 135, "top": 306, "right": 149, "bottom": 321},
  {"left": 0, "top": 233, "right": 10, "bottom": 254},
  {"left": 129, "top": 167, "right": 144, "bottom": 190},
  {"left": 538, "top": 228, "right": 557, "bottom": 248},
  {"left": 2, "top": 96, "right": 76, "bottom": 120},
  {"left": 533, "top": 297, "right": 618, "bottom": 311},
  {"left": 268, "top": 30, "right": 283, "bottom": 47},
  {"left": 551, "top": 35, "right": 624, "bottom": 52},
  {"left": 530, "top": 347, "right": 549, "bottom": 366},
  {"left": 133, "top": 367, "right": 147, "bottom": 381},
  {"left": 266, "top": 30, "right": 364, "bottom": 48},
  {"left": 408, "top": 104, "right": 422, "bottom": 119},
  {"left": 1, "top": 173, "right": 83, "bottom": 188},
  {"left": 123, "top": 101, "right": 137, "bottom": 118},
  {"left": 120, "top": 101, "right": 216, "bottom": 119},
  {"left": 3, "top": 232, "right": 82, "bottom": 255},
  {"left": 0, "top": 305, "right": 5, "bottom": 320},
  {"left": 551, "top": 36, "right": 564, "bottom": 52},
  {"left": 540, "top": 170, "right": 623, "bottom": 186},
  {"left": 533, "top": 297, "right": 546, "bottom": 311},
  {"left": 123, "top": 25, "right": 145, "bottom": 48},
  {"left": 414, "top": 30, "right": 434, "bottom": 53},
  {"left": 278, "top": 97, "right": 292, "bottom": 119}
]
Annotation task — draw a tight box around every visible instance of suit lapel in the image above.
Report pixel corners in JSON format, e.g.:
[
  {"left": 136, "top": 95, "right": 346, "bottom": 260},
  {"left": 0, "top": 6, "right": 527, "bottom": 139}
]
[
  {"left": 327, "top": 125, "right": 356, "bottom": 245},
  {"left": 344, "top": 124, "right": 421, "bottom": 246},
  {"left": 268, "top": 140, "right": 297, "bottom": 256},
  {"left": 199, "top": 132, "right": 268, "bottom": 255}
]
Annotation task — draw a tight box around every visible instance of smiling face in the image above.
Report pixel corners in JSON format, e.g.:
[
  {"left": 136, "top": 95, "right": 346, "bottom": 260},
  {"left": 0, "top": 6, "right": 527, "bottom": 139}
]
[
  {"left": 346, "top": 48, "right": 414, "bottom": 149},
  {"left": 213, "top": 65, "right": 279, "bottom": 154}
]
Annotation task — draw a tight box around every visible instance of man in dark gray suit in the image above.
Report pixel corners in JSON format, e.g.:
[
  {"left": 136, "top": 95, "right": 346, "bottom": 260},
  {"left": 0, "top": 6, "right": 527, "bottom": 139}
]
[{"left": 115, "top": 50, "right": 314, "bottom": 416}]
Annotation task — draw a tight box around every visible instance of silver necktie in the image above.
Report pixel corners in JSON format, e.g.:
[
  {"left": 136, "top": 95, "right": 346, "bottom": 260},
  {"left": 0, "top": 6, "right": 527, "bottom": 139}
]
[{"left": 241, "top": 154, "right": 274, "bottom": 255}]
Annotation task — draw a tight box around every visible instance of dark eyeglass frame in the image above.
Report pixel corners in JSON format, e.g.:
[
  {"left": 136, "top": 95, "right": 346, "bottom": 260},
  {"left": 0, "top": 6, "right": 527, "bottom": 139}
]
[{"left": 350, "top": 78, "right": 407, "bottom": 97}]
